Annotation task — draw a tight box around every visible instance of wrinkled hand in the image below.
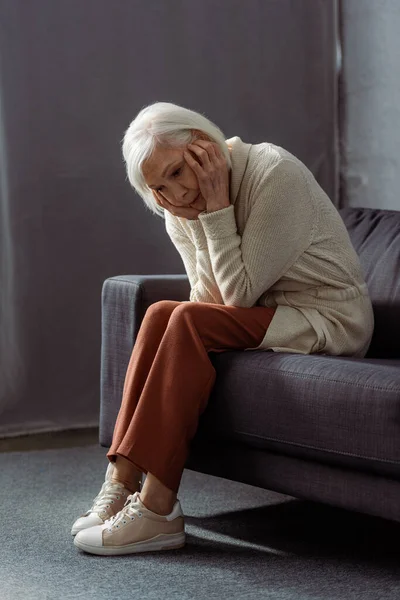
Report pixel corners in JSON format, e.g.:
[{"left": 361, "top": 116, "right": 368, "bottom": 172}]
[
  {"left": 183, "top": 140, "right": 230, "bottom": 213},
  {"left": 153, "top": 190, "right": 204, "bottom": 220}
]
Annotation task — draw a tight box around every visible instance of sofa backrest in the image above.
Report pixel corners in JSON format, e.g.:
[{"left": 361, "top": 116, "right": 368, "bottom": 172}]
[{"left": 339, "top": 207, "right": 400, "bottom": 359}]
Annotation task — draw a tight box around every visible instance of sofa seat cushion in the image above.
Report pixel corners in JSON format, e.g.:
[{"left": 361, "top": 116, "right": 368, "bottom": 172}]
[{"left": 196, "top": 351, "right": 400, "bottom": 480}]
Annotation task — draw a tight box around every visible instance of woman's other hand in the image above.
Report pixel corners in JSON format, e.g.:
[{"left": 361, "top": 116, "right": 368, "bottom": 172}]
[{"left": 153, "top": 190, "right": 204, "bottom": 220}]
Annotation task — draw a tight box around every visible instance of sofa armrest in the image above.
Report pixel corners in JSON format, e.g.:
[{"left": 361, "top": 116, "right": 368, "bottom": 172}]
[{"left": 99, "top": 274, "right": 190, "bottom": 446}]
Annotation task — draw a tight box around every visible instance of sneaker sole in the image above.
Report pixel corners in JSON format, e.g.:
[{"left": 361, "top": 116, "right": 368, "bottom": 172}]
[{"left": 74, "top": 531, "right": 186, "bottom": 556}]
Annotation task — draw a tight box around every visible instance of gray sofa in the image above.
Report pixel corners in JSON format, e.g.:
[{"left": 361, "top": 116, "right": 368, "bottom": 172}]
[{"left": 99, "top": 206, "right": 400, "bottom": 523}]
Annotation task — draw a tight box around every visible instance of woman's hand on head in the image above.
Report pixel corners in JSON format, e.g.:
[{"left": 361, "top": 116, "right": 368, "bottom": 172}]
[{"left": 153, "top": 190, "right": 204, "bottom": 220}]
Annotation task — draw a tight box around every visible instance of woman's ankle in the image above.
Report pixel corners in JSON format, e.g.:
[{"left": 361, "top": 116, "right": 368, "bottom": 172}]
[
  {"left": 111, "top": 456, "right": 142, "bottom": 492},
  {"left": 110, "top": 475, "right": 141, "bottom": 494},
  {"left": 139, "top": 492, "right": 175, "bottom": 516},
  {"left": 139, "top": 472, "right": 177, "bottom": 516}
]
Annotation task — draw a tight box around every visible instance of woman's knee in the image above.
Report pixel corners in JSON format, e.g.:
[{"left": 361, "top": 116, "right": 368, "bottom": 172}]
[{"left": 146, "top": 300, "right": 181, "bottom": 316}]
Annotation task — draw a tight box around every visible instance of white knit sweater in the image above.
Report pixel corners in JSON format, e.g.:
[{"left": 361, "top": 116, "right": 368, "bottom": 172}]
[{"left": 164, "top": 136, "right": 374, "bottom": 357}]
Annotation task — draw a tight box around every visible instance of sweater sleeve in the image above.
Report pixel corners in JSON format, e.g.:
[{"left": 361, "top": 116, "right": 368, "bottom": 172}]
[
  {"left": 186, "top": 158, "right": 316, "bottom": 308},
  {"left": 164, "top": 214, "right": 224, "bottom": 303}
]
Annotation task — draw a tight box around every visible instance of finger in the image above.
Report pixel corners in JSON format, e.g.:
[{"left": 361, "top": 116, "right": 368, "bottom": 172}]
[
  {"left": 184, "top": 149, "right": 202, "bottom": 172},
  {"left": 154, "top": 190, "right": 171, "bottom": 209},
  {"left": 191, "top": 139, "right": 214, "bottom": 151},
  {"left": 184, "top": 151, "right": 208, "bottom": 187},
  {"left": 192, "top": 139, "right": 220, "bottom": 160},
  {"left": 208, "top": 143, "right": 226, "bottom": 169},
  {"left": 193, "top": 141, "right": 222, "bottom": 171},
  {"left": 206, "top": 142, "right": 220, "bottom": 163},
  {"left": 209, "top": 142, "right": 222, "bottom": 160},
  {"left": 188, "top": 143, "right": 212, "bottom": 168},
  {"left": 153, "top": 190, "right": 163, "bottom": 205},
  {"left": 184, "top": 150, "right": 209, "bottom": 183}
]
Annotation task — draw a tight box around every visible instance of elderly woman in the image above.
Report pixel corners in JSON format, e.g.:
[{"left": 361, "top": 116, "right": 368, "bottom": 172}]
[{"left": 72, "top": 102, "right": 374, "bottom": 556}]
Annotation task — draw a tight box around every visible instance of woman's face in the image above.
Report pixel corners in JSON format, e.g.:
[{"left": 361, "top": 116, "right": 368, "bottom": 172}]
[{"left": 142, "top": 143, "right": 205, "bottom": 209}]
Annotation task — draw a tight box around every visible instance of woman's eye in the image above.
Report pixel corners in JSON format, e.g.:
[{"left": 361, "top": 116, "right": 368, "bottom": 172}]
[{"left": 155, "top": 167, "right": 182, "bottom": 192}]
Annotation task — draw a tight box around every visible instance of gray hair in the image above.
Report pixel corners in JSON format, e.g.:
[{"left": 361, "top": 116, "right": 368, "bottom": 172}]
[{"left": 121, "top": 101, "right": 232, "bottom": 219}]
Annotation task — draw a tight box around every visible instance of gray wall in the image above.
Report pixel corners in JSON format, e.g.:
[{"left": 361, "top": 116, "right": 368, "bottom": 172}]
[
  {"left": 0, "top": 0, "right": 337, "bottom": 437},
  {"left": 340, "top": 0, "right": 400, "bottom": 210}
]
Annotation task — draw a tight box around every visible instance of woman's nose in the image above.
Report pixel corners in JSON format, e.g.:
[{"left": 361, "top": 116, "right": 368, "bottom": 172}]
[{"left": 172, "top": 186, "right": 189, "bottom": 205}]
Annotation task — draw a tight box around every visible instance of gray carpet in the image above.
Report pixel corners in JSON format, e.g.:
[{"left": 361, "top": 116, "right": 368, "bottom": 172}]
[{"left": 1, "top": 443, "right": 400, "bottom": 600}]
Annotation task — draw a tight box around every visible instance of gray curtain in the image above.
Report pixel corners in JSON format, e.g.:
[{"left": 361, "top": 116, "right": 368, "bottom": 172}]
[
  {"left": 0, "top": 0, "right": 338, "bottom": 437},
  {"left": 0, "top": 68, "right": 25, "bottom": 421},
  {"left": 339, "top": 0, "right": 400, "bottom": 210}
]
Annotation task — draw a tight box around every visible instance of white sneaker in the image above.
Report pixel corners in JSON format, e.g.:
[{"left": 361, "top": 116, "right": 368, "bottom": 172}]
[{"left": 71, "top": 462, "right": 138, "bottom": 536}]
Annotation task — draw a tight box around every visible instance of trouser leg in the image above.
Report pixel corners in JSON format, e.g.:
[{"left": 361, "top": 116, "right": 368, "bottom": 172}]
[{"left": 107, "top": 300, "right": 276, "bottom": 493}]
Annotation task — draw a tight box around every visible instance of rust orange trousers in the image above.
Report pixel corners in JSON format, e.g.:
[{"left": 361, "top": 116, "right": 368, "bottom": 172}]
[{"left": 106, "top": 300, "right": 276, "bottom": 493}]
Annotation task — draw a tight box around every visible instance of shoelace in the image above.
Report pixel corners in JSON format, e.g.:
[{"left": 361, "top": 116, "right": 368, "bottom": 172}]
[
  {"left": 89, "top": 481, "right": 128, "bottom": 516},
  {"left": 105, "top": 491, "right": 144, "bottom": 531}
]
